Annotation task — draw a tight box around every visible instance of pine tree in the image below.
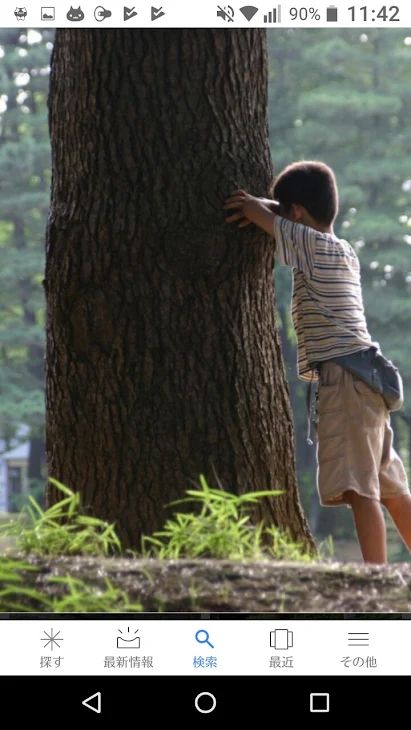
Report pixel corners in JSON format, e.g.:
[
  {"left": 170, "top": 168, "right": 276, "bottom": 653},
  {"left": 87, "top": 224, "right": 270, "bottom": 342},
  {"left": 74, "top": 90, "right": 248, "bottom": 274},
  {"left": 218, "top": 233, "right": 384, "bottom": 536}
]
[{"left": 0, "top": 28, "right": 52, "bottom": 488}]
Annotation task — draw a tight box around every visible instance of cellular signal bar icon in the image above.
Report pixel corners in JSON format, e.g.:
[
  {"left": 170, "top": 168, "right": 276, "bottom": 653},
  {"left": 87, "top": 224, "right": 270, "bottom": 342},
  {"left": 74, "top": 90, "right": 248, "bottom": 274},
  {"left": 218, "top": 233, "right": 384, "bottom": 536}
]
[{"left": 264, "top": 5, "right": 281, "bottom": 23}]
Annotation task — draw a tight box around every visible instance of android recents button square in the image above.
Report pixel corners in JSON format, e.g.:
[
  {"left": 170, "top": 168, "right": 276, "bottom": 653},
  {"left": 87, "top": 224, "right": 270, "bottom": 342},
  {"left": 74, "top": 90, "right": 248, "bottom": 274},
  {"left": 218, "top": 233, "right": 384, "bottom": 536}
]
[{"left": 310, "top": 693, "right": 330, "bottom": 713}]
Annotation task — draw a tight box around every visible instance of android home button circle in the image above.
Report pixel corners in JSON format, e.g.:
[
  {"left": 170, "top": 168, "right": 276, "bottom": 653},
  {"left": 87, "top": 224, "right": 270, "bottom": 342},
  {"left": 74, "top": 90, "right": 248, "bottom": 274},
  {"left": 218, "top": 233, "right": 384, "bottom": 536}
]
[{"left": 194, "top": 692, "right": 217, "bottom": 713}]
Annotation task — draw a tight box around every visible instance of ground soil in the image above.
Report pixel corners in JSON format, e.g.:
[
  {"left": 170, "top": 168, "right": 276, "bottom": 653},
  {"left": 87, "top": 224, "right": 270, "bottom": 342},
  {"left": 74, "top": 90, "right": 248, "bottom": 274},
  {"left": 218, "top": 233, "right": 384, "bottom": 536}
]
[{"left": 2, "top": 556, "right": 411, "bottom": 612}]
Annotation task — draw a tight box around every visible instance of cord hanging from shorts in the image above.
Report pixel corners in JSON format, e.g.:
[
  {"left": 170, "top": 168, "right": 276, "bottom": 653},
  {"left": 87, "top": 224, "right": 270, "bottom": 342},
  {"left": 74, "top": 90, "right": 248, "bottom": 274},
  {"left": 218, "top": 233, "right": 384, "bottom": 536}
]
[{"left": 306, "top": 370, "right": 318, "bottom": 446}]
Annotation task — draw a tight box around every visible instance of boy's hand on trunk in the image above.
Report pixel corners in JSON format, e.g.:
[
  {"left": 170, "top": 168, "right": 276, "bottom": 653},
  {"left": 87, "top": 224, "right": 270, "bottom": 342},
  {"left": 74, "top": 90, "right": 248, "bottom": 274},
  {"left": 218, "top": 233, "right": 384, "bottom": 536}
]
[
  {"left": 224, "top": 190, "right": 278, "bottom": 229},
  {"left": 224, "top": 189, "right": 258, "bottom": 228}
]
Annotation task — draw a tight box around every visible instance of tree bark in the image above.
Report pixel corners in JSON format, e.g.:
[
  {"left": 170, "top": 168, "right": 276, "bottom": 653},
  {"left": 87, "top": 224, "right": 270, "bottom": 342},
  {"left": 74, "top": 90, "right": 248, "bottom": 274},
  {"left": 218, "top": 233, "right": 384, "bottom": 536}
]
[{"left": 45, "top": 29, "right": 314, "bottom": 552}]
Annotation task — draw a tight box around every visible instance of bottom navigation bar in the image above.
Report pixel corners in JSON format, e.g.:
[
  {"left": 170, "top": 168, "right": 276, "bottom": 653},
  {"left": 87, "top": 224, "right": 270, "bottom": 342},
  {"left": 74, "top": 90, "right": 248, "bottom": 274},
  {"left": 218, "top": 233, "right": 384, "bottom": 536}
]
[
  {"left": 0, "top": 620, "right": 407, "bottom": 675},
  {"left": 1, "top": 676, "right": 408, "bottom": 719}
]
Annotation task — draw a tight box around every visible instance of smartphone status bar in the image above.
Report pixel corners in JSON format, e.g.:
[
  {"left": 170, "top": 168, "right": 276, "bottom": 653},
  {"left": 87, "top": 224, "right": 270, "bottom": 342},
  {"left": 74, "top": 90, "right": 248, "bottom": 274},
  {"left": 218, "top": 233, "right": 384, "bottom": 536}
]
[{"left": 1, "top": 2, "right": 410, "bottom": 28}]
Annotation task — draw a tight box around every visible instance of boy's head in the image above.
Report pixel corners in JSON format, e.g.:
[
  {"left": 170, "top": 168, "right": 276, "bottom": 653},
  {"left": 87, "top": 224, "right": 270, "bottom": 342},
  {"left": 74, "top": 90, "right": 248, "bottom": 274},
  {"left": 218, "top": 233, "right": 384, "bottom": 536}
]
[{"left": 272, "top": 161, "right": 338, "bottom": 229}]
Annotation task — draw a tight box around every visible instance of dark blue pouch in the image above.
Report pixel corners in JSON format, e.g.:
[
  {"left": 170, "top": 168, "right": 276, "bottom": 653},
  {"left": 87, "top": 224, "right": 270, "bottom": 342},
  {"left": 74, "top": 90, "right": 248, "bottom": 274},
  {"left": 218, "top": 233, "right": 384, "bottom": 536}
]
[{"left": 330, "top": 348, "right": 403, "bottom": 412}]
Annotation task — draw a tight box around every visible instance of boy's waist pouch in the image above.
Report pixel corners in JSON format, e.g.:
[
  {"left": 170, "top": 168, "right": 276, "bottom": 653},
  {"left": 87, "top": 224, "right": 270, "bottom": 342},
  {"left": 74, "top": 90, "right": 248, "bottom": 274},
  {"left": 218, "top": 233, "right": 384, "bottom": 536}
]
[{"left": 325, "top": 348, "right": 404, "bottom": 412}]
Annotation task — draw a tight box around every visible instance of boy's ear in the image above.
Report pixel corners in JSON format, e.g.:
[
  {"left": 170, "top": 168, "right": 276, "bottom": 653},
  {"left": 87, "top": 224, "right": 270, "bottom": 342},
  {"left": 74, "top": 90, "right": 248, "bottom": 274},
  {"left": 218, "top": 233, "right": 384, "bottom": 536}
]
[{"left": 291, "top": 204, "right": 305, "bottom": 222}]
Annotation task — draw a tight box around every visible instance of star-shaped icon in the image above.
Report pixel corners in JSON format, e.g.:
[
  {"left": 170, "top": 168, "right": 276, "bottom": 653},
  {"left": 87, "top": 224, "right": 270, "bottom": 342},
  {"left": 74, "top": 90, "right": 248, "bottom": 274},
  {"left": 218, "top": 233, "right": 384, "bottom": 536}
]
[{"left": 41, "top": 629, "right": 64, "bottom": 650}]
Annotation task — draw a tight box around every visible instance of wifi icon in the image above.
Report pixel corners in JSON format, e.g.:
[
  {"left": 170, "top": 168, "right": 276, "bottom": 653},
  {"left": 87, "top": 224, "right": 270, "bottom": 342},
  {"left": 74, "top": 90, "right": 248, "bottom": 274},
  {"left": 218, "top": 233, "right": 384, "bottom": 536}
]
[{"left": 240, "top": 5, "right": 259, "bottom": 21}]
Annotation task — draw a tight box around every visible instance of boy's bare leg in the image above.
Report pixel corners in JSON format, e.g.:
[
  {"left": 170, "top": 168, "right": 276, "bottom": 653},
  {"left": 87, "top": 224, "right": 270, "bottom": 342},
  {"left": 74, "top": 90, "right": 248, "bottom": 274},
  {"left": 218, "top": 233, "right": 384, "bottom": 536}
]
[
  {"left": 346, "top": 490, "right": 387, "bottom": 564},
  {"left": 382, "top": 495, "right": 411, "bottom": 551}
]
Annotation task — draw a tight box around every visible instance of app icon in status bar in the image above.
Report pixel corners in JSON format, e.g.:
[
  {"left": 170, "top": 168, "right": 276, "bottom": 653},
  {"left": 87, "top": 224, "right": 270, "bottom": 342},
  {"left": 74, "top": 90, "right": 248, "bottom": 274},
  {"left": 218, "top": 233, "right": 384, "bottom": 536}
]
[
  {"left": 151, "top": 6, "right": 166, "bottom": 21},
  {"left": 41, "top": 7, "right": 55, "bottom": 20},
  {"left": 124, "top": 6, "right": 138, "bottom": 21},
  {"left": 95, "top": 6, "right": 112, "bottom": 21},
  {"left": 14, "top": 7, "right": 27, "bottom": 20},
  {"left": 67, "top": 6, "right": 85, "bottom": 21}
]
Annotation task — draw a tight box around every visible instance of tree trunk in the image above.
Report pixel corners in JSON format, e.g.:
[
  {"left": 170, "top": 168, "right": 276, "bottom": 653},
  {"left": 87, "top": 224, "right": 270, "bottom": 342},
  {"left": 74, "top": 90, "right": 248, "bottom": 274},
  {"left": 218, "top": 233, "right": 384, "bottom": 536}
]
[{"left": 45, "top": 29, "right": 314, "bottom": 552}]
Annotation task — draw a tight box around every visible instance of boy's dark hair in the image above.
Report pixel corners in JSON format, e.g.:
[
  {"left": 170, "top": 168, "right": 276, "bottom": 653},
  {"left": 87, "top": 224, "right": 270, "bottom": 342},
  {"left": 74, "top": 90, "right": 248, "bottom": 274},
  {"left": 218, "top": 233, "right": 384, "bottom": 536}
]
[{"left": 272, "top": 161, "right": 338, "bottom": 225}]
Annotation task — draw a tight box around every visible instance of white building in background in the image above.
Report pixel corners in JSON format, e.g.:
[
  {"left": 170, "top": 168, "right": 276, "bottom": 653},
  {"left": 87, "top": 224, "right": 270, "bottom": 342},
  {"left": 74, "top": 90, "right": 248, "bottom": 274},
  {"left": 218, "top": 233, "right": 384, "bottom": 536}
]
[{"left": 0, "top": 442, "right": 30, "bottom": 513}]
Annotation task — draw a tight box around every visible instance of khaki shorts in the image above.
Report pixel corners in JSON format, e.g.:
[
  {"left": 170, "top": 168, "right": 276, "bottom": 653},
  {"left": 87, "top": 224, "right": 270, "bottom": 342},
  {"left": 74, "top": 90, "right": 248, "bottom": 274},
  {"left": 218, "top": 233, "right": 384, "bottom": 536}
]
[{"left": 316, "top": 361, "right": 410, "bottom": 506}]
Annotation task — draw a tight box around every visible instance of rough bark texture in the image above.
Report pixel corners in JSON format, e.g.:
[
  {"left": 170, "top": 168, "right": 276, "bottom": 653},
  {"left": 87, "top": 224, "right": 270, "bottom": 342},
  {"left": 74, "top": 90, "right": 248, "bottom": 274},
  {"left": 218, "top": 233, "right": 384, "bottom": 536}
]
[
  {"left": 45, "top": 29, "right": 313, "bottom": 550},
  {"left": 2, "top": 556, "right": 411, "bottom": 612}
]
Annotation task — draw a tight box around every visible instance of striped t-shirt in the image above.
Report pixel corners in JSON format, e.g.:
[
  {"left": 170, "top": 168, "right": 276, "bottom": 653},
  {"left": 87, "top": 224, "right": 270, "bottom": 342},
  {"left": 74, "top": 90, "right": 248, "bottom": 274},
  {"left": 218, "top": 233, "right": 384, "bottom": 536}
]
[{"left": 274, "top": 216, "right": 376, "bottom": 382}]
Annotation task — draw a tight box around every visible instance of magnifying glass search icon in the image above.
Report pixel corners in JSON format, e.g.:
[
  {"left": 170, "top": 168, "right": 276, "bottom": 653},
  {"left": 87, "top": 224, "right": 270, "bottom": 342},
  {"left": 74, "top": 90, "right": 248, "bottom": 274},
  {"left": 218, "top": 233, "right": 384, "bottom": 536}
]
[{"left": 195, "top": 629, "right": 214, "bottom": 649}]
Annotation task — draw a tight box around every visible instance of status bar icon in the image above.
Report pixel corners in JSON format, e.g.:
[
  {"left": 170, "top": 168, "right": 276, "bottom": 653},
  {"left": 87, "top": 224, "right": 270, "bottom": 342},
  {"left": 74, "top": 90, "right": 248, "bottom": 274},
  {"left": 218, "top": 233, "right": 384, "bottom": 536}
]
[
  {"left": 217, "top": 5, "right": 235, "bottom": 21},
  {"left": 326, "top": 5, "right": 338, "bottom": 21},
  {"left": 240, "top": 5, "right": 258, "bottom": 21},
  {"left": 41, "top": 7, "right": 55, "bottom": 20},
  {"left": 264, "top": 5, "right": 281, "bottom": 23}
]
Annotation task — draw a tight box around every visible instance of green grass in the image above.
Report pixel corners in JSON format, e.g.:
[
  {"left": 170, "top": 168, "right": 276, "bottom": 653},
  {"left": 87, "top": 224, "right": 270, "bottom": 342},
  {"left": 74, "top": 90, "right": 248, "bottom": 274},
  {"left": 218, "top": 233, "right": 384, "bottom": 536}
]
[
  {"left": 142, "top": 475, "right": 312, "bottom": 561},
  {"left": 0, "top": 556, "right": 142, "bottom": 612},
  {"left": 0, "top": 478, "right": 121, "bottom": 557},
  {"left": 0, "top": 475, "right": 313, "bottom": 611}
]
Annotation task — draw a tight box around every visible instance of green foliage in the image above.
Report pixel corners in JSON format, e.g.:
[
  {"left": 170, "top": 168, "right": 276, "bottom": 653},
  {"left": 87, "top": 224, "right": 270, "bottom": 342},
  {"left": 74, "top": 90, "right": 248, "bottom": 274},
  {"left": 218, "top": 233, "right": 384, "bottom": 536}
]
[
  {"left": 0, "top": 29, "right": 52, "bottom": 443},
  {"left": 0, "top": 478, "right": 121, "bottom": 556},
  {"left": 0, "top": 557, "right": 142, "bottom": 612},
  {"left": 316, "top": 535, "right": 335, "bottom": 560},
  {"left": 1, "top": 476, "right": 312, "bottom": 562},
  {"left": 47, "top": 577, "right": 142, "bottom": 613},
  {"left": 142, "top": 474, "right": 311, "bottom": 561},
  {"left": 0, "top": 476, "right": 314, "bottom": 610},
  {"left": 0, "top": 556, "right": 47, "bottom": 611}
]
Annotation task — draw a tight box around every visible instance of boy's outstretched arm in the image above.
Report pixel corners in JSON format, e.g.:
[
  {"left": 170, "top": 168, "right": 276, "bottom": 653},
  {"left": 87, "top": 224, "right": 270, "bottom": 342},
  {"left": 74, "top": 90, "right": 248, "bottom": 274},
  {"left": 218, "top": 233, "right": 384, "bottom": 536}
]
[
  {"left": 224, "top": 189, "right": 316, "bottom": 277},
  {"left": 224, "top": 190, "right": 279, "bottom": 235}
]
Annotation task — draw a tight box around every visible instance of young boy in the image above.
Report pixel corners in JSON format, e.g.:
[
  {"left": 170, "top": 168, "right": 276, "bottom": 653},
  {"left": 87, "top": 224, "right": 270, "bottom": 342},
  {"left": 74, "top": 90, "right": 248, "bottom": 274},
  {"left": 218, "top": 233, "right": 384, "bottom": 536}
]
[{"left": 224, "top": 161, "right": 411, "bottom": 564}]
